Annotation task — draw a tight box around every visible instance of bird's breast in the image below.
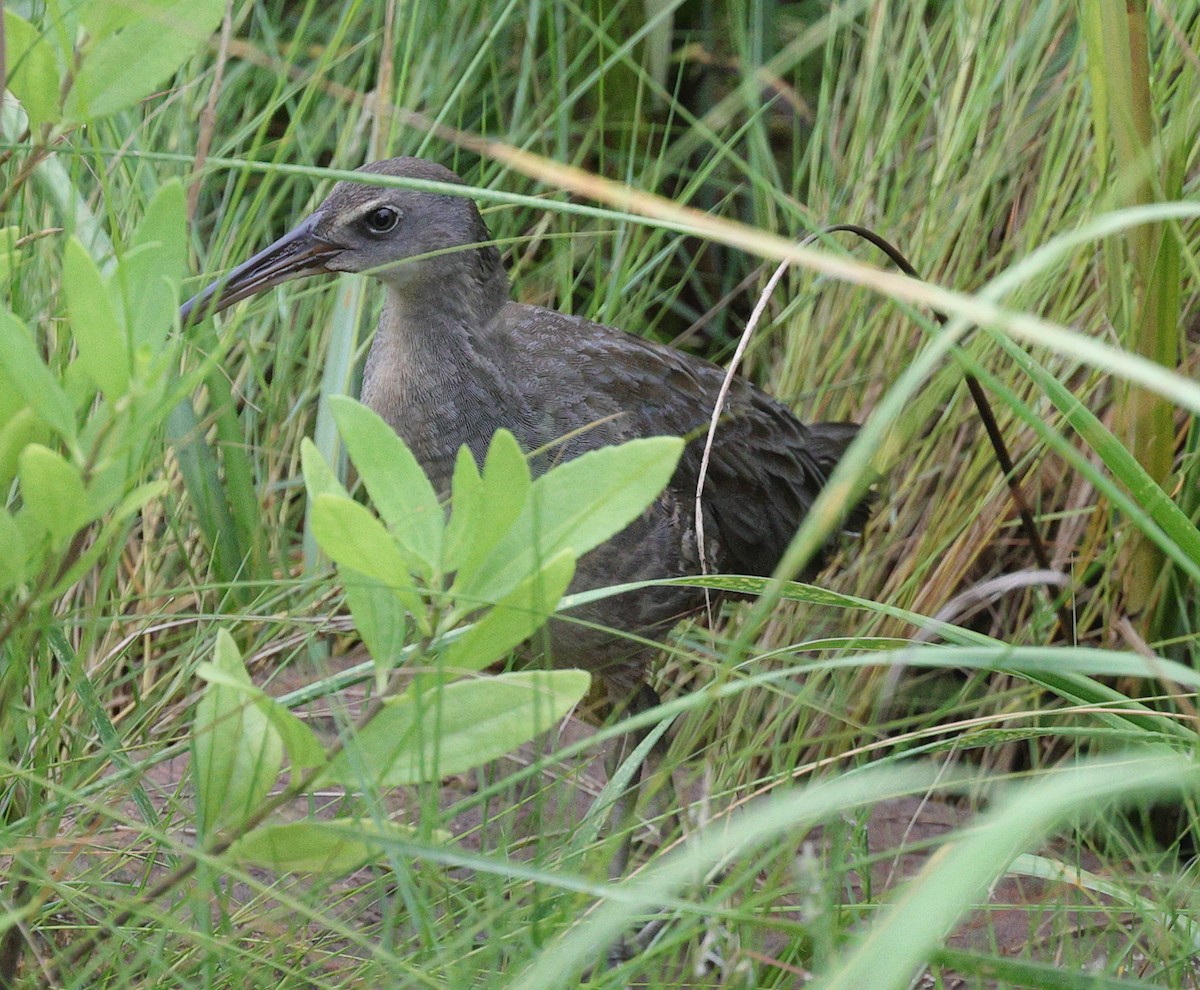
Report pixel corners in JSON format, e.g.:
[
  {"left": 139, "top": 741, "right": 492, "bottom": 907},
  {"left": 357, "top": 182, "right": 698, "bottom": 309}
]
[{"left": 361, "top": 351, "right": 542, "bottom": 493}]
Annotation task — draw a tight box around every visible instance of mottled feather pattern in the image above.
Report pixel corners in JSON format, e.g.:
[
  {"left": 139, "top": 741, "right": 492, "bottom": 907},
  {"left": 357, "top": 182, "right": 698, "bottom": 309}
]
[{"left": 181, "top": 157, "right": 867, "bottom": 692}]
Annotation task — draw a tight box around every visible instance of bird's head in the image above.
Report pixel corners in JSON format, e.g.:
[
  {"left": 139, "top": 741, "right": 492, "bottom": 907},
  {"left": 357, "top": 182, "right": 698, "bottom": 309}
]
[{"left": 180, "top": 157, "right": 500, "bottom": 325}]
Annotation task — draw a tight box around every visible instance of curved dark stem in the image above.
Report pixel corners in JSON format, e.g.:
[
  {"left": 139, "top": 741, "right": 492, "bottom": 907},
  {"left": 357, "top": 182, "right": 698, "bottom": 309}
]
[{"left": 823, "top": 224, "right": 1075, "bottom": 640}]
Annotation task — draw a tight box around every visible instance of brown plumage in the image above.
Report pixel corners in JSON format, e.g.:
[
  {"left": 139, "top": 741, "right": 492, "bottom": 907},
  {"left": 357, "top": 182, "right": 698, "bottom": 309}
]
[{"left": 180, "top": 157, "right": 865, "bottom": 706}]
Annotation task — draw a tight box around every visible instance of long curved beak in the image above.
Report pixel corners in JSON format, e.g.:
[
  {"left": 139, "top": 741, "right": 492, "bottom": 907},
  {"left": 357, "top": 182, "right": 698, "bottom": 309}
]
[{"left": 179, "top": 215, "right": 342, "bottom": 326}]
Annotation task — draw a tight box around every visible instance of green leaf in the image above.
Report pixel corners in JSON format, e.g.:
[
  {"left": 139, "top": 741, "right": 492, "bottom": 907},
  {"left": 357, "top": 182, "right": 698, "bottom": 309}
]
[
  {"left": 309, "top": 493, "right": 413, "bottom": 583},
  {"left": 445, "top": 431, "right": 530, "bottom": 580},
  {"left": 322, "top": 670, "right": 590, "bottom": 788},
  {"left": 309, "top": 493, "right": 428, "bottom": 632},
  {"left": 0, "top": 309, "right": 77, "bottom": 444},
  {"left": 123, "top": 180, "right": 187, "bottom": 349},
  {"left": 442, "top": 551, "right": 575, "bottom": 675},
  {"left": 0, "top": 227, "right": 18, "bottom": 286},
  {"left": 0, "top": 226, "right": 15, "bottom": 272},
  {"left": 300, "top": 437, "right": 349, "bottom": 500},
  {"left": 0, "top": 510, "right": 27, "bottom": 590},
  {"left": 329, "top": 395, "right": 442, "bottom": 575},
  {"left": 460, "top": 436, "right": 683, "bottom": 601},
  {"left": 76, "top": 0, "right": 150, "bottom": 35},
  {"left": 64, "top": 0, "right": 225, "bottom": 121},
  {"left": 19, "top": 445, "right": 90, "bottom": 544},
  {"left": 64, "top": 237, "right": 129, "bottom": 400},
  {"left": 343, "top": 568, "right": 410, "bottom": 686},
  {"left": 3, "top": 12, "right": 62, "bottom": 127},
  {"left": 111, "top": 480, "right": 169, "bottom": 525},
  {"left": 192, "top": 631, "right": 285, "bottom": 835},
  {"left": 226, "top": 819, "right": 433, "bottom": 874},
  {"left": 194, "top": 662, "right": 326, "bottom": 776},
  {"left": 528, "top": 436, "right": 684, "bottom": 553},
  {"left": 0, "top": 407, "right": 47, "bottom": 493},
  {"left": 441, "top": 446, "right": 483, "bottom": 571},
  {"left": 265, "top": 705, "right": 327, "bottom": 776}
]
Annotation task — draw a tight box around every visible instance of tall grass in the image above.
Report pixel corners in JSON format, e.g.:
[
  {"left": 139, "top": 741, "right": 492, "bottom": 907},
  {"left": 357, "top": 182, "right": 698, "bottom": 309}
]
[{"left": 1, "top": 1, "right": 1198, "bottom": 987}]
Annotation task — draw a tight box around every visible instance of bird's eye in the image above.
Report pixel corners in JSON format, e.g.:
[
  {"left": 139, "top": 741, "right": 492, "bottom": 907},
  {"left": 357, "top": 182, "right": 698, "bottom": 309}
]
[{"left": 363, "top": 206, "right": 400, "bottom": 234}]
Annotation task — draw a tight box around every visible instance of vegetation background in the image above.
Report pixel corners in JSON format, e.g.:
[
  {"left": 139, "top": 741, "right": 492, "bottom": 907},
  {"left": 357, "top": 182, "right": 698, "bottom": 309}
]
[{"left": 1, "top": 0, "right": 1198, "bottom": 986}]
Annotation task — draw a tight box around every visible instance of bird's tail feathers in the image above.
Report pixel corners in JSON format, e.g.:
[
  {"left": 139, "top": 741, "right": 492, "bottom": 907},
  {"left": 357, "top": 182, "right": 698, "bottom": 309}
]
[{"left": 809, "top": 421, "right": 875, "bottom": 533}]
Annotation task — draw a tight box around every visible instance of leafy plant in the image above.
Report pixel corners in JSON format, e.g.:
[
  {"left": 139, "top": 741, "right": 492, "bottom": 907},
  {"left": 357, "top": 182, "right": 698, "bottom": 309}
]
[
  {"left": 0, "top": 178, "right": 189, "bottom": 662},
  {"left": 41, "top": 405, "right": 683, "bottom": 979},
  {"left": 4, "top": 0, "right": 225, "bottom": 129},
  {"left": 187, "top": 404, "right": 683, "bottom": 867}
]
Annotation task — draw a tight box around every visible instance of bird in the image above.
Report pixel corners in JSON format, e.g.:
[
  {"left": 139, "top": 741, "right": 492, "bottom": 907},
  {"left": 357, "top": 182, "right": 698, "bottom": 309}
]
[{"left": 179, "top": 157, "right": 867, "bottom": 861}]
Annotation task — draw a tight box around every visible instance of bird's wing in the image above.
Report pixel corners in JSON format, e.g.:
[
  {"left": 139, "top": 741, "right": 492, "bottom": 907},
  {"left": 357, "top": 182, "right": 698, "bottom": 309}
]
[{"left": 501, "top": 303, "right": 854, "bottom": 576}]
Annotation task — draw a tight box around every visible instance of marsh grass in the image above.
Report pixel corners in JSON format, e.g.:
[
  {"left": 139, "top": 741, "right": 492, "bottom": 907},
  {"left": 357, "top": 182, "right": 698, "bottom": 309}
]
[{"left": 1, "top": 0, "right": 1199, "bottom": 987}]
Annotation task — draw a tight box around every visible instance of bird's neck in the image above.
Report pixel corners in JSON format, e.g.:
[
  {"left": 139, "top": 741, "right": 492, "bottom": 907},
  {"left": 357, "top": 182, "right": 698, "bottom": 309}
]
[{"left": 360, "top": 261, "right": 523, "bottom": 488}]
